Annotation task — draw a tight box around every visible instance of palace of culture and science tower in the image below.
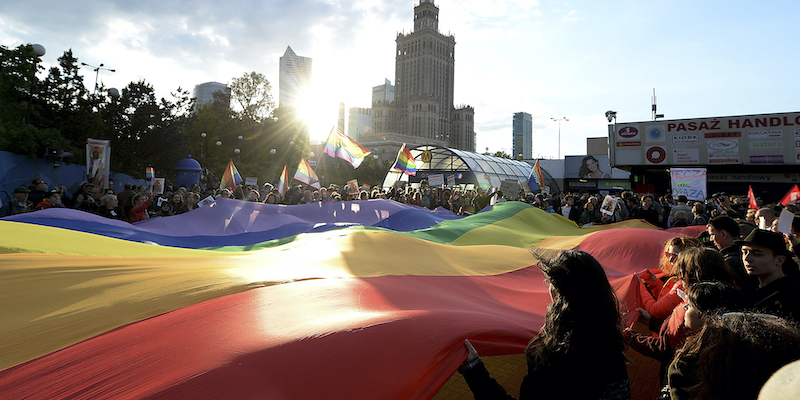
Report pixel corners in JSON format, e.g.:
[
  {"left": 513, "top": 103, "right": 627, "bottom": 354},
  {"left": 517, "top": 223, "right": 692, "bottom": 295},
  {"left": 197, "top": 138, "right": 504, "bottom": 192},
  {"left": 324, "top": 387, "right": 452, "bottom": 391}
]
[{"left": 359, "top": 0, "right": 475, "bottom": 155}]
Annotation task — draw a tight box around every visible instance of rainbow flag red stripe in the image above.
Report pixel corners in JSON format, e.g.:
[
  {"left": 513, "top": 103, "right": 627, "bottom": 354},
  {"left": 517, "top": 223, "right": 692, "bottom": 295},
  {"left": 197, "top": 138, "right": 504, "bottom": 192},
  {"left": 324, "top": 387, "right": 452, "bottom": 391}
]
[{"left": 392, "top": 144, "right": 416, "bottom": 176}]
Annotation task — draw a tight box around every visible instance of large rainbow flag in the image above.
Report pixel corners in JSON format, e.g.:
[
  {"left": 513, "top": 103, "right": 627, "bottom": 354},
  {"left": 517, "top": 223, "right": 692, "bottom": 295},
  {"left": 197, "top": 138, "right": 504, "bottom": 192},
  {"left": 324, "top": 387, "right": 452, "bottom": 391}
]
[{"left": 0, "top": 200, "right": 703, "bottom": 399}]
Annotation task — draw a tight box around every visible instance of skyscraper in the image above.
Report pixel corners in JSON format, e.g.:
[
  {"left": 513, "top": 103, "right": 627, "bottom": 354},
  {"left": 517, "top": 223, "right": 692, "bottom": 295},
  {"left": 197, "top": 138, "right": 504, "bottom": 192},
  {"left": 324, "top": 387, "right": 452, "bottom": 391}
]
[
  {"left": 513, "top": 112, "right": 532, "bottom": 160},
  {"left": 372, "top": 79, "right": 395, "bottom": 105},
  {"left": 364, "top": 0, "right": 475, "bottom": 153},
  {"left": 394, "top": 0, "right": 455, "bottom": 143},
  {"left": 278, "top": 46, "right": 312, "bottom": 108},
  {"left": 192, "top": 82, "right": 229, "bottom": 107}
]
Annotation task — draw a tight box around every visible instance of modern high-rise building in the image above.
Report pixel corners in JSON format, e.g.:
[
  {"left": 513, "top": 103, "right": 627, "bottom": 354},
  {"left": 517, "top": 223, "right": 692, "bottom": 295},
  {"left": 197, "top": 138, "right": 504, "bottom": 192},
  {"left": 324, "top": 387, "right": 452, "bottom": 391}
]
[
  {"left": 513, "top": 112, "right": 533, "bottom": 159},
  {"left": 372, "top": 79, "right": 395, "bottom": 105},
  {"left": 192, "top": 82, "right": 229, "bottom": 107},
  {"left": 278, "top": 46, "right": 312, "bottom": 108},
  {"left": 347, "top": 107, "right": 372, "bottom": 143},
  {"left": 363, "top": 0, "right": 475, "bottom": 153}
]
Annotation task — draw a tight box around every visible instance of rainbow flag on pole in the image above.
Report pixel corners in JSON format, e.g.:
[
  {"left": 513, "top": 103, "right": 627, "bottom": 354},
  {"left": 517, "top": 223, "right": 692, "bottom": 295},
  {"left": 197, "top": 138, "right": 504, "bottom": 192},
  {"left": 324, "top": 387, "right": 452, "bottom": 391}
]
[
  {"left": 392, "top": 144, "right": 416, "bottom": 176},
  {"left": 527, "top": 159, "right": 544, "bottom": 191},
  {"left": 293, "top": 158, "right": 321, "bottom": 189},
  {"left": 219, "top": 160, "right": 243, "bottom": 191},
  {"left": 145, "top": 167, "right": 155, "bottom": 179},
  {"left": 277, "top": 164, "right": 289, "bottom": 197},
  {"left": 323, "top": 126, "right": 371, "bottom": 168}
]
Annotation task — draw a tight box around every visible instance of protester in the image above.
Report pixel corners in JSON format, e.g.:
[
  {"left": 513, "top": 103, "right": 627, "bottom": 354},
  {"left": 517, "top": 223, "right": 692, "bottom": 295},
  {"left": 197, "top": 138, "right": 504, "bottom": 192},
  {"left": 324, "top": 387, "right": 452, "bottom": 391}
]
[
  {"left": 459, "top": 250, "right": 630, "bottom": 399},
  {"left": 0, "top": 186, "right": 33, "bottom": 217},
  {"left": 129, "top": 193, "right": 152, "bottom": 222},
  {"left": 742, "top": 229, "right": 800, "bottom": 322},
  {"left": 707, "top": 216, "right": 757, "bottom": 294},
  {"left": 626, "top": 247, "right": 739, "bottom": 385},
  {"left": 666, "top": 281, "right": 748, "bottom": 399},
  {"left": 97, "top": 194, "right": 125, "bottom": 220},
  {"left": 636, "top": 236, "right": 703, "bottom": 320},
  {"left": 579, "top": 201, "right": 603, "bottom": 225},
  {"left": 670, "top": 312, "right": 800, "bottom": 399},
  {"left": 34, "top": 189, "right": 65, "bottom": 211}
]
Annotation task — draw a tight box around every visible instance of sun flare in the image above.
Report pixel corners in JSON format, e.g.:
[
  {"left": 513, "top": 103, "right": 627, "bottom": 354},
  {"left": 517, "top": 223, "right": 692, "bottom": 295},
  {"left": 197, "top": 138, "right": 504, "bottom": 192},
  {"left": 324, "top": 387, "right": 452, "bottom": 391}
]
[{"left": 295, "top": 84, "right": 341, "bottom": 144}]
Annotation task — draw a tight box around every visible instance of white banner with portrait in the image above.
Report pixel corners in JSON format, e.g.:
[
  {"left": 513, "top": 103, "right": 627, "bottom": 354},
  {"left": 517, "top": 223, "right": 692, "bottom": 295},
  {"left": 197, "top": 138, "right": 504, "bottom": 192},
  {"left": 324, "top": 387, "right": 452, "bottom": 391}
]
[{"left": 86, "top": 138, "right": 111, "bottom": 189}]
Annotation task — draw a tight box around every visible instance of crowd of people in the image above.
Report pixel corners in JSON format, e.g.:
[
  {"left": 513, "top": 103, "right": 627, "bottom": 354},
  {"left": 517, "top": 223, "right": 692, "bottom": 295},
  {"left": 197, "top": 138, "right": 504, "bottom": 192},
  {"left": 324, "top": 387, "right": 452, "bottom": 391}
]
[
  {"left": 4, "top": 177, "right": 800, "bottom": 398},
  {"left": 455, "top": 190, "right": 800, "bottom": 399}
]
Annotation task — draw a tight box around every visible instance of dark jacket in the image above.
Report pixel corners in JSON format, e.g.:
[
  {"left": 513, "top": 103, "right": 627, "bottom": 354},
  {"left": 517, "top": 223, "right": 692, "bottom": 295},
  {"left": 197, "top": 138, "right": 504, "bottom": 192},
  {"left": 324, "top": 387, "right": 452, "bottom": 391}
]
[
  {"left": 461, "top": 347, "right": 630, "bottom": 399},
  {"left": 750, "top": 275, "right": 800, "bottom": 322}
]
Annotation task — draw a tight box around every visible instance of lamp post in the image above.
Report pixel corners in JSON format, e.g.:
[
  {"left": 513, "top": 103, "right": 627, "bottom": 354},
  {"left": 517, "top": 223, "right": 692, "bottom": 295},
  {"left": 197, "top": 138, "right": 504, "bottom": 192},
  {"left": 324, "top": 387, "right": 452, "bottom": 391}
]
[
  {"left": 216, "top": 140, "right": 222, "bottom": 165},
  {"left": 80, "top": 62, "right": 116, "bottom": 94},
  {"left": 25, "top": 43, "right": 46, "bottom": 125},
  {"left": 550, "top": 117, "right": 569, "bottom": 159},
  {"left": 234, "top": 148, "right": 240, "bottom": 162},
  {"left": 200, "top": 132, "right": 207, "bottom": 159}
]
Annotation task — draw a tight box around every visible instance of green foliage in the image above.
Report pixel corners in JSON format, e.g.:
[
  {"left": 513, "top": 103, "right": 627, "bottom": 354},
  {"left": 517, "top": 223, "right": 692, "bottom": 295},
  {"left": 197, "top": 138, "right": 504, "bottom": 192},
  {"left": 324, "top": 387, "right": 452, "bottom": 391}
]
[
  {"left": 0, "top": 45, "right": 318, "bottom": 188},
  {"left": 229, "top": 71, "right": 274, "bottom": 123}
]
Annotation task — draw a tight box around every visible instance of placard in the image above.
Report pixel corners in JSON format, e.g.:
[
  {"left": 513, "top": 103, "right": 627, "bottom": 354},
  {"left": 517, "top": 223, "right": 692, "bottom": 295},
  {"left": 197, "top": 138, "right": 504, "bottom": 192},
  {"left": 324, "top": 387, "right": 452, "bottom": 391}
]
[
  {"left": 428, "top": 173, "right": 444, "bottom": 186},
  {"left": 670, "top": 168, "right": 707, "bottom": 201}
]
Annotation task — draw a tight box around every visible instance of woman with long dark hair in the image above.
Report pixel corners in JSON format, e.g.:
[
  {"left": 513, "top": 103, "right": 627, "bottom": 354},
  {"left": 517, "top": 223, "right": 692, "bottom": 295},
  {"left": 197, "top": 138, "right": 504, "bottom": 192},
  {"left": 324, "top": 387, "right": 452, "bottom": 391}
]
[{"left": 459, "top": 250, "right": 630, "bottom": 399}]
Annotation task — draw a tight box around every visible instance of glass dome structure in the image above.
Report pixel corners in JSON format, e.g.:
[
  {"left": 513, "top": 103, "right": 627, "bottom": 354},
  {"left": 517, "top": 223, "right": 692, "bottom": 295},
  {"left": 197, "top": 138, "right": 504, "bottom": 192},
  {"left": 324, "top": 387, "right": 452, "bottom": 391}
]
[{"left": 382, "top": 145, "right": 558, "bottom": 192}]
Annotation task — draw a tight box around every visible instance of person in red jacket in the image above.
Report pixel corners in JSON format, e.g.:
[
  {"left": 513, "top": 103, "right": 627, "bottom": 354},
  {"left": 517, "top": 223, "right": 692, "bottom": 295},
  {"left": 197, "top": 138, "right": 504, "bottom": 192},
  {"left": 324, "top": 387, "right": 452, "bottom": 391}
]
[
  {"left": 635, "top": 236, "right": 703, "bottom": 321},
  {"left": 625, "top": 247, "right": 739, "bottom": 386},
  {"left": 128, "top": 193, "right": 152, "bottom": 223},
  {"left": 34, "top": 190, "right": 66, "bottom": 211}
]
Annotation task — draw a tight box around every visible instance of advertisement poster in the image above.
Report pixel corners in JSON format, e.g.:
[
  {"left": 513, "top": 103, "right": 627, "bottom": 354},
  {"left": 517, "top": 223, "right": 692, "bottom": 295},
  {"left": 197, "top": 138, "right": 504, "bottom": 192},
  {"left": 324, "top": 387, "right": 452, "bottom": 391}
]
[
  {"left": 670, "top": 168, "right": 708, "bottom": 201},
  {"left": 86, "top": 138, "right": 110, "bottom": 189},
  {"left": 564, "top": 155, "right": 612, "bottom": 179}
]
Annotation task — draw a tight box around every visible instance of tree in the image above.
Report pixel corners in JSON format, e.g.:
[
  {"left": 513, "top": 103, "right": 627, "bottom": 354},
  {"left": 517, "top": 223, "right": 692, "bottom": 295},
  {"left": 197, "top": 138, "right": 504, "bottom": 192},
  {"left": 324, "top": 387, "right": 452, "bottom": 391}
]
[{"left": 229, "top": 71, "right": 274, "bottom": 123}]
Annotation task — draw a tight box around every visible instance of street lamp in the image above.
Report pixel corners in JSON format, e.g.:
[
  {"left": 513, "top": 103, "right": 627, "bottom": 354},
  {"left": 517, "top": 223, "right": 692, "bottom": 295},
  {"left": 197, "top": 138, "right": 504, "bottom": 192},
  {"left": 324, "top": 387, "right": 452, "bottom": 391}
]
[
  {"left": 550, "top": 117, "right": 569, "bottom": 159},
  {"left": 25, "top": 43, "right": 46, "bottom": 125},
  {"left": 216, "top": 140, "right": 222, "bottom": 163},
  {"left": 234, "top": 148, "right": 241, "bottom": 162},
  {"left": 200, "top": 132, "right": 207, "bottom": 159},
  {"left": 80, "top": 62, "right": 115, "bottom": 94}
]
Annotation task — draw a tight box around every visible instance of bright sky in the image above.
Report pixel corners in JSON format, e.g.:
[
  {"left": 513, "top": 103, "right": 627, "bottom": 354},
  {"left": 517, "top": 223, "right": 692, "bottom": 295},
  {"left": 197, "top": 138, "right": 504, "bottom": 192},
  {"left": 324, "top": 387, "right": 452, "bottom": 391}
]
[{"left": 2, "top": 0, "right": 799, "bottom": 159}]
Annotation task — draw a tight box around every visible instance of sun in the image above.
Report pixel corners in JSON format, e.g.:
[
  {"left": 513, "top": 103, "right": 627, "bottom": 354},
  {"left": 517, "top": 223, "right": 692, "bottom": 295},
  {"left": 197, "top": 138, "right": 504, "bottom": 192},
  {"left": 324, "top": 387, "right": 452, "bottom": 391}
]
[{"left": 295, "top": 84, "right": 340, "bottom": 144}]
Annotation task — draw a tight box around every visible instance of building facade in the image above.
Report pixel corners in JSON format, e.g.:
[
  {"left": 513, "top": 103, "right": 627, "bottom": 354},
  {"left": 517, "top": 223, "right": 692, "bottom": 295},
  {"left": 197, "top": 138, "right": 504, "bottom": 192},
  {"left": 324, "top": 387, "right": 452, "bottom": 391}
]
[
  {"left": 347, "top": 107, "right": 372, "bottom": 143},
  {"left": 278, "top": 46, "right": 312, "bottom": 108},
  {"left": 513, "top": 112, "right": 532, "bottom": 160},
  {"left": 362, "top": 0, "right": 475, "bottom": 154},
  {"left": 192, "top": 82, "right": 229, "bottom": 107},
  {"left": 372, "top": 79, "right": 395, "bottom": 105}
]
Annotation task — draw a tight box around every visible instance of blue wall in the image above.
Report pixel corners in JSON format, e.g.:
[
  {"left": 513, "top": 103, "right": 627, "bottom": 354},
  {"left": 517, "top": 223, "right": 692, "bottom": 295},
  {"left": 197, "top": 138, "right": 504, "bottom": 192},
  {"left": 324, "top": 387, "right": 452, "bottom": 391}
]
[{"left": 0, "top": 150, "right": 148, "bottom": 205}]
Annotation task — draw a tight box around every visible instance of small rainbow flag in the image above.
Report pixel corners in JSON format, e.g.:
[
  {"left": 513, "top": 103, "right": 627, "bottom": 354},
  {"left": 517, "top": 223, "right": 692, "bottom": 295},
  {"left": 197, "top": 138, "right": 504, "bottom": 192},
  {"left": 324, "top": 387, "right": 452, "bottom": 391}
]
[
  {"left": 392, "top": 144, "right": 416, "bottom": 176},
  {"left": 323, "top": 126, "right": 372, "bottom": 169},
  {"left": 293, "top": 158, "right": 321, "bottom": 189},
  {"left": 145, "top": 167, "right": 155, "bottom": 179},
  {"left": 277, "top": 164, "right": 289, "bottom": 197},
  {"left": 527, "top": 159, "right": 544, "bottom": 191},
  {"left": 219, "top": 160, "right": 243, "bottom": 191}
]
